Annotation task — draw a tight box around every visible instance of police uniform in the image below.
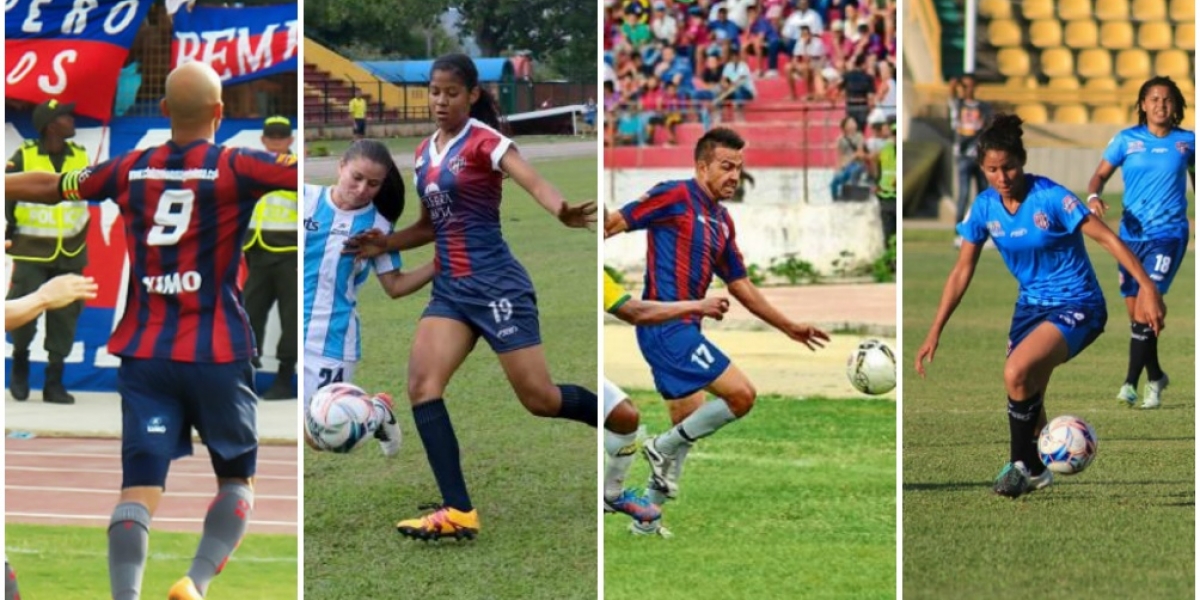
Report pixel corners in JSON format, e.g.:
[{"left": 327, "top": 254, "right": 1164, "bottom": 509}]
[
  {"left": 5, "top": 100, "right": 89, "bottom": 404},
  {"left": 876, "top": 130, "right": 897, "bottom": 245},
  {"left": 243, "top": 116, "right": 299, "bottom": 400}
]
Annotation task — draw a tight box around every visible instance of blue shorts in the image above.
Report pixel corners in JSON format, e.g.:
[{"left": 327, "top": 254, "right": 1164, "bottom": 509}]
[
  {"left": 1118, "top": 238, "right": 1187, "bottom": 297},
  {"left": 1008, "top": 303, "right": 1107, "bottom": 361},
  {"left": 636, "top": 321, "right": 732, "bottom": 400},
  {"left": 118, "top": 358, "right": 258, "bottom": 487},
  {"left": 422, "top": 265, "right": 542, "bottom": 353}
]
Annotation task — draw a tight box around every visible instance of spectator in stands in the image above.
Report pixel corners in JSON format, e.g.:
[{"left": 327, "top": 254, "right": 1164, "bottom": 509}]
[
  {"left": 718, "top": 52, "right": 755, "bottom": 121},
  {"left": 951, "top": 73, "right": 990, "bottom": 229},
  {"left": 349, "top": 89, "right": 367, "bottom": 140},
  {"left": 655, "top": 45, "right": 693, "bottom": 90},
  {"left": 724, "top": 0, "right": 758, "bottom": 30},
  {"left": 745, "top": 3, "right": 784, "bottom": 77},
  {"left": 843, "top": 2, "right": 868, "bottom": 42},
  {"left": 662, "top": 81, "right": 686, "bottom": 145},
  {"left": 875, "top": 60, "right": 896, "bottom": 118},
  {"left": 787, "top": 25, "right": 826, "bottom": 100},
  {"left": 841, "top": 53, "right": 875, "bottom": 131},
  {"left": 700, "top": 49, "right": 726, "bottom": 98},
  {"left": 640, "top": 75, "right": 667, "bottom": 142},
  {"left": 826, "top": 19, "right": 855, "bottom": 72},
  {"left": 709, "top": 6, "right": 743, "bottom": 61},
  {"left": 873, "top": 117, "right": 897, "bottom": 244},
  {"left": 782, "top": 0, "right": 825, "bottom": 54},
  {"left": 680, "top": 5, "right": 713, "bottom": 70},
  {"left": 623, "top": 4, "right": 654, "bottom": 48},
  {"left": 650, "top": 1, "right": 679, "bottom": 46},
  {"left": 831, "top": 115, "right": 868, "bottom": 199}
]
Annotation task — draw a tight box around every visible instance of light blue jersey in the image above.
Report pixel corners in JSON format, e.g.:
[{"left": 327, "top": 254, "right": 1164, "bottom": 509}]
[
  {"left": 957, "top": 175, "right": 1104, "bottom": 307},
  {"left": 1102, "top": 125, "right": 1195, "bottom": 241},
  {"left": 302, "top": 184, "right": 402, "bottom": 361}
]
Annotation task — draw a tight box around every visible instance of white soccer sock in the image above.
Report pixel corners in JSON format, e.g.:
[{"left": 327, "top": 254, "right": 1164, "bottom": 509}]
[
  {"left": 656, "top": 399, "right": 737, "bottom": 456},
  {"left": 604, "top": 430, "right": 638, "bottom": 500}
]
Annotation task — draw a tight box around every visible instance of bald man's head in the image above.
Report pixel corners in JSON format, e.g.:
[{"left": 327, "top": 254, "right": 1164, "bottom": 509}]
[{"left": 162, "top": 61, "right": 223, "bottom": 126}]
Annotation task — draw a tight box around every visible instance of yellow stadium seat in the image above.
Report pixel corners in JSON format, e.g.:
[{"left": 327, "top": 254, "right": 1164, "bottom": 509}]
[
  {"left": 980, "top": 0, "right": 1013, "bottom": 18},
  {"left": 1029, "top": 20, "right": 1063, "bottom": 48},
  {"left": 1085, "top": 77, "right": 1120, "bottom": 91},
  {"left": 1175, "top": 78, "right": 1194, "bottom": 97},
  {"left": 1041, "top": 48, "right": 1075, "bottom": 78},
  {"left": 988, "top": 19, "right": 1023, "bottom": 47},
  {"left": 1121, "top": 77, "right": 1147, "bottom": 97},
  {"left": 1005, "top": 76, "right": 1039, "bottom": 88},
  {"left": 1065, "top": 21, "right": 1099, "bottom": 48},
  {"left": 1182, "top": 111, "right": 1195, "bottom": 129},
  {"left": 1115, "top": 49, "right": 1151, "bottom": 80},
  {"left": 1077, "top": 50, "right": 1114, "bottom": 79},
  {"left": 1053, "top": 104, "right": 1090, "bottom": 124},
  {"left": 1095, "top": 0, "right": 1130, "bottom": 21},
  {"left": 1100, "top": 22, "right": 1135, "bottom": 49},
  {"left": 1022, "top": 0, "right": 1054, "bottom": 20},
  {"left": 1132, "top": 0, "right": 1167, "bottom": 21},
  {"left": 998, "top": 48, "right": 1032, "bottom": 77},
  {"left": 1138, "top": 22, "right": 1174, "bottom": 50},
  {"left": 1092, "top": 105, "right": 1132, "bottom": 124},
  {"left": 1154, "top": 50, "right": 1190, "bottom": 80},
  {"left": 1048, "top": 76, "right": 1082, "bottom": 90},
  {"left": 1176, "top": 23, "right": 1194, "bottom": 51},
  {"left": 1059, "top": 0, "right": 1094, "bottom": 20},
  {"left": 1015, "top": 104, "right": 1049, "bottom": 124},
  {"left": 1169, "top": 0, "right": 1195, "bottom": 21}
]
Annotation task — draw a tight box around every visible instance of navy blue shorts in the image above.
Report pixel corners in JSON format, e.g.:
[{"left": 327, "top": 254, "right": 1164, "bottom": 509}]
[
  {"left": 636, "top": 321, "right": 731, "bottom": 400},
  {"left": 353, "top": 119, "right": 366, "bottom": 135},
  {"left": 118, "top": 358, "right": 258, "bottom": 487},
  {"left": 1118, "top": 238, "right": 1187, "bottom": 297},
  {"left": 1008, "top": 303, "right": 1107, "bottom": 361},
  {"left": 421, "top": 265, "right": 542, "bottom": 353}
]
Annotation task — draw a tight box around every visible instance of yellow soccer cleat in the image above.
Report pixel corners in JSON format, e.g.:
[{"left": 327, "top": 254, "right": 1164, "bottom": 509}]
[
  {"left": 396, "top": 506, "right": 480, "bottom": 541},
  {"left": 167, "top": 576, "right": 203, "bottom": 600}
]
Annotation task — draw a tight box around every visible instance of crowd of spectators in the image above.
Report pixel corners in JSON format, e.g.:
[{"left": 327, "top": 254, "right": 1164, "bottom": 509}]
[{"left": 603, "top": 0, "right": 897, "bottom": 152}]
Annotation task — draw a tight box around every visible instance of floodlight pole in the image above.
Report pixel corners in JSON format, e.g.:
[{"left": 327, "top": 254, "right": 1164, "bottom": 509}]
[{"left": 963, "top": 0, "right": 978, "bottom": 75}]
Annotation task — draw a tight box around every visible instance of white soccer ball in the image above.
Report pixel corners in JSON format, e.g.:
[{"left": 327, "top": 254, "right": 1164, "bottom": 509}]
[
  {"left": 1038, "top": 415, "right": 1097, "bottom": 475},
  {"left": 846, "top": 339, "right": 897, "bottom": 395},
  {"left": 305, "top": 383, "right": 379, "bottom": 453}
]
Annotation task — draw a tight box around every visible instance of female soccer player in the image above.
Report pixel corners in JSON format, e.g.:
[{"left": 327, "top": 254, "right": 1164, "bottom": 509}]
[
  {"left": 352, "top": 53, "right": 597, "bottom": 540},
  {"left": 1085, "top": 76, "right": 1194, "bottom": 409},
  {"left": 302, "top": 140, "right": 435, "bottom": 455},
  {"left": 914, "top": 114, "right": 1166, "bottom": 499}
]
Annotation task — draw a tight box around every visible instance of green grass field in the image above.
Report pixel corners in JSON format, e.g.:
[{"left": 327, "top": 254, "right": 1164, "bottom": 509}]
[
  {"left": 6, "top": 524, "right": 297, "bottom": 599},
  {"left": 303, "top": 157, "right": 598, "bottom": 599},
  {"left": 309, "top": 134, "right": 579, "bottom": 159},
  {"left": 901, "top": 227, "right": 1195, "bottom": 599},
  {"left": 603, "top": 392, "right": 896, "bottom": 600}
]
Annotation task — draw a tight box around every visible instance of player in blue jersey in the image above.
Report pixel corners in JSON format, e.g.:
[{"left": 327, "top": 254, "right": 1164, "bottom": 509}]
[
  {"left": 302, "top": 140, "right": 435, "bottom": 455},
  {"left": 351, "top": 53, "right": 597, "bottom": 541},
  {"left": 1085, "top": 76, "right": 1194, "bottom": 409},
  {"left": 915, "top": 114, "right": 1166, "bottom": 499},
  {"left": 605, "top": 128, "right": 831, "bottom": 534}
]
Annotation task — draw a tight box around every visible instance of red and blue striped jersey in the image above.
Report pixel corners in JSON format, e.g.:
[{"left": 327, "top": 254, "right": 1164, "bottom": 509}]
[
  {"left": 414, "top": 119, "right": 516, "bottom": 277},
  {"left": 62, "top": 140, "right": 297, "bottom": 362},
  {"left": 620, "top": 179, "right": 747, "bottom": 323}
]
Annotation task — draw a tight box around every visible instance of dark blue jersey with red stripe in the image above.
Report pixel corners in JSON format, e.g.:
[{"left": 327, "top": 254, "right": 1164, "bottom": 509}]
[
  {"left": 414, "top": 119, "right": 517, "bottom": 277},
  {"left": 63, "top": 140, "right": 297, "bottom": 362},
  {"left": 620, "top": 179, "right": 747, "bottom": 323}
]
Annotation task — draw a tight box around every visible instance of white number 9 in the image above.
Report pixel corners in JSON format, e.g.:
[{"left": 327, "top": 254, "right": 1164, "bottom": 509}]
[{"left": 147, "top": 189, "right": 195, "bottom": 246}]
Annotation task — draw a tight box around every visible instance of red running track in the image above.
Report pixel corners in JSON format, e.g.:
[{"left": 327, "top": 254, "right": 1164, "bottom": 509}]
[{"left": 5, "top": 437, "right": 297, "bottom": 535}]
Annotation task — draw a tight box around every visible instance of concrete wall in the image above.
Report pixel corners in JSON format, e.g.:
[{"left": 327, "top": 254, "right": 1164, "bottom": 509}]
[{"left": 605, "top": 169, "right": 887, "bottom": 275}]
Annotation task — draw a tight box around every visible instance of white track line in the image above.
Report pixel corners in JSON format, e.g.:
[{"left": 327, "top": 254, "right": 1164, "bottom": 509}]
[
  {"left": 5, "top": 466, "right": 296, "bottom": 480},
  {"left": 7, "top": 547, "right": 296, "bottom": 563},
  {"left": 6, "top": 451, "right": 297, "bottom": 466},
  {"left": 6, "top": 512, "right": 296, "bottom": 527},
  {"left": 5, "top": 485, "right": 296, "bottom": 500}
]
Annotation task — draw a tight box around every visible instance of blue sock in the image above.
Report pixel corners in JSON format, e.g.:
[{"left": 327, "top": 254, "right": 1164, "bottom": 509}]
[
  {"left": 412, "top": 399, "right": 473, "bottom": 512},
  {"left": 555, "top": 384, "right": 597, "bottom": 427}
]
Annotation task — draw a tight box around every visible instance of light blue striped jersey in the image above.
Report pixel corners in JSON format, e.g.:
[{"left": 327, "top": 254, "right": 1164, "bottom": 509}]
[{"left": 302, "top": 184, "right": 402, "bottom": 361}]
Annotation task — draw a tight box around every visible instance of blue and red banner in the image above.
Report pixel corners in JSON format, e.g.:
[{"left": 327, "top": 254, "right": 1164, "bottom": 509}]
[
  {"left": 171, "top": 3, "right": 298, "bottom": 85},
  {"left": 4, "top": 0, "right": 152, "bottom": 122}
]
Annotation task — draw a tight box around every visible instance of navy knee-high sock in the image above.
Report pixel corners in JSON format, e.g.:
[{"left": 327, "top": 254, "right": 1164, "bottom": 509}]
[
  {"left": 1007, "top": 393, "right": 1045, "bottom": 475},
  {"left": 412, "top": 399, "right": 472, "bottom": 512},
  {"left": 555, "top": 384, "right": 597, "bottom": 427}
]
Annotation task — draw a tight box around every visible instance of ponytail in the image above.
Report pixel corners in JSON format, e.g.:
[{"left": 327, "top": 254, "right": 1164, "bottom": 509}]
[{"left": 342, "top": 139, "right": 405, "bottom": 223}]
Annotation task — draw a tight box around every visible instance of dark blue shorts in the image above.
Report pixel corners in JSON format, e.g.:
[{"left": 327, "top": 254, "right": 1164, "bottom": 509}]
[
  {"left": 1008, "top": 303, "right": 1107, "bottom": 361},
  {"left": 118, "top": 358, "right": 258, "bottom": 487},
  {"left": 421, "top": 266, "right": 542, "bottom": 353},
  {"left": 1118, "top": 238, "right": 1187, "bottom": 297},
  {"left": 353, "top": 119, "right": 366, "bottom": 135},
  {"left": 636, "top": 321, "right": 732, "bottom": 400}
]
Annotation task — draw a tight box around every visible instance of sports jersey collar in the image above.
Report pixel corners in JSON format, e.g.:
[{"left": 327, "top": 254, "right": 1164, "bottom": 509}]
[
  {"left": 688, "top": 178, "right": 721, "bottom": 209},
  {"left": 321, "top": 185, "right": 375, "bottom": 216},
  {"left": 428, "top": 118, "right": 475, "bottom": 167},
  {"left": 165, "top": 139, "right": 213, "bottom": 153}
]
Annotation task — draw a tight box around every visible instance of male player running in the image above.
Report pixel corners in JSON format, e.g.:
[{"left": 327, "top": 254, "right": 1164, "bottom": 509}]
[
  {"left": 6, "top": 61, "right": 297, "bottom": 600},
  {"left": 605, "top": 128, "right": 830, "bottom": 529}
]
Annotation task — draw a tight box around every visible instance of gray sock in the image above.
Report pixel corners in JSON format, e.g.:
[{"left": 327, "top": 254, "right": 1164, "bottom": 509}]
[
  {"left": 188, "top": 483, "right": 254, "bottom": 595},
  {"left": 5, "top": 559, "right": 19, "bottom": 600},
  {"left": 656, "top": 400, "right": 737, "bottom": 456},
  {"left": 108, "top": 502, "right": 152, "bottom": 600}
]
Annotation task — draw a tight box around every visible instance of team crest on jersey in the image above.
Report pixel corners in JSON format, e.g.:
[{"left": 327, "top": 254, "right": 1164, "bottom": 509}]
[
  {"left": 447, "top": 156, "right": 467, "bottom": 175},
  {"left": 987, "top": 220, "right": 1004, "bottom": 237},
  {"left": 1062, "top": 195, "right": 1080, "bottom": 213},
  {"left": 1033, "top": 211, "right": 1049, "bottom": 230},
  {"left": 1126, "top": 140, "right": 1145, "bottom": 154},
  {"left": 1178, "top": 141, "right": 1191, "bottom": 154},
  {"left": 276, "top": 153, "right": 297, "bottom": 166}
]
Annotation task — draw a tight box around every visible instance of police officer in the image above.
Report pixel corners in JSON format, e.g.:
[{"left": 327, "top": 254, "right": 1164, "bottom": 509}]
[
  {"left": 244, "top": 116, "right": 298, "bottom": 400},
  {"left": 5, "top": 100, "right": 90, "bottom": 404}
]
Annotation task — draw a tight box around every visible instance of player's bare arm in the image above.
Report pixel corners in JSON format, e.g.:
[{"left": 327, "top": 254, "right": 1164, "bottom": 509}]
[
  {"left": 1085, "top": 159, "right": 1116, "bottom": 218},
  {"left": 726, "top": 278, "right": 829, "bottom": 350},
  {"left": 5, "top": 274, "right": 98, "bottom": 331},
  {"left": 615, "top": 296, "right": 730, "bottom": 326},
  {"left": 500, "top": 147, "right": 597, "bottom": 229},
  {"left": 347, "top": 204, "right": 436, "bottom": 258},
  {"left": 377, "top": 262, "right": 437, "bottom": 299},
  {"left": 1079, "top": 214, "right": 1166, "bottom": 333},
  {"left": 916, "top": 238, "right": 984, "bottom": 376},
  {"left": 604, "top": 208, "right": 630, "bottom": 238},
  {"left": 5, "top": 171, "right": 68, "bottom": 204}
]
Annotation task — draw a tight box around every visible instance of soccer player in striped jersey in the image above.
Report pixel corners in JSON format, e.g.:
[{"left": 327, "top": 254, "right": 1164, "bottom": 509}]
[
  {"left": 605, "top": 127, "right": 830, "bottom": 531},
  {"left": 602, "top": 267, "right": 729, "bottom": 530},
  {"left": 351, "top": 53, "right": 597, "bottom": 541},
  {"left": 1085, "top": 76, "right": 1195, "bottom": 409},
  {"left": 6, "top": 62, "right": 295, "bottom": 600},
  {"left": 302, "top": 140, "right": 435, "bottom": 454}
]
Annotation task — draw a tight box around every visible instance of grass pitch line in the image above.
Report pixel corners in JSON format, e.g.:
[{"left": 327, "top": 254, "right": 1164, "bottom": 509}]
[{"left": 4, "top": 485, "right": 296, "bottom": 500}]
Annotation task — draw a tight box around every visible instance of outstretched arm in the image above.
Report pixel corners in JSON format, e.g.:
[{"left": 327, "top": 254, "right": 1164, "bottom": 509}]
[
  {"left": 346, "top": 205, "right": 436, "bottom": 259},
  {"left": 376, "top": 262, "right": 436, "bottom": 299},
  {"left": 500, "top": 148, "right": 596, "bottom": 228},
  {"left": 614, "top": 296, "right": 730, "bottom": 326},
  {"left": 915, "top": 239, "right": 983, "bottom": 376},
  {"left": 6, "top": 172, "right": 66, "bottom": 204},
  {"left": 727, "top": 278, "right": 829, "bottom": 350},
  {"left": 6, "top": 274, "right": 98, "bottom": 331}
]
